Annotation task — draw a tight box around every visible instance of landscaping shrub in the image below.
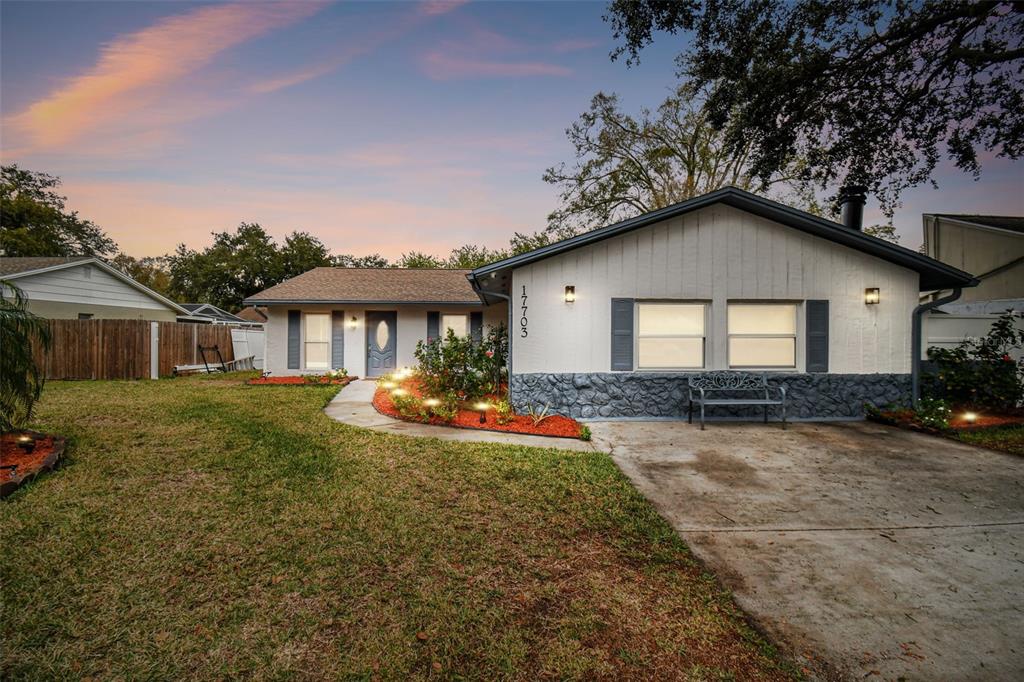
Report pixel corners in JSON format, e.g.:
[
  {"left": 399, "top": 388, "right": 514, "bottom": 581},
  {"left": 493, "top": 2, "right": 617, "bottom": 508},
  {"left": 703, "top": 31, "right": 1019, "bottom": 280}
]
[
  {"left": 494, "top": 398, "right": 514, "bottom": 425},
  {"left": 915, "top": 396, "right": 951, "bottom": 430},
  {"left": 0, "top": 281, "right": 51, "bottom": 431},
  {"left": 414, "top": 324, "right": 507, "bottom": 400},
  {"left": 924, "top": 312, "right": 1024, "bottom": 411}
]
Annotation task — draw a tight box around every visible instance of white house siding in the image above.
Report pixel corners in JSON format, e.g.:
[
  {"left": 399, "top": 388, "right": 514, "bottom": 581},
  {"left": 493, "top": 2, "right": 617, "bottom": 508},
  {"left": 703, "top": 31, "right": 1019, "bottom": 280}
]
[
  {"left": 15, "top": 264, "right": 178, "bottom": 321},
  {"left": 511, "top": 204, "right": 920, "bottom": 375},
  {"left": 264, "top": 303, "right": 507, "bottom": 377}
]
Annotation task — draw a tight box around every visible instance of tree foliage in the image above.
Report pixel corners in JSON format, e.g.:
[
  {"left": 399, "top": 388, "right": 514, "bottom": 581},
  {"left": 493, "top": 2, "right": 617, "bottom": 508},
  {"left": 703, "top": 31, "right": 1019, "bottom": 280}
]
[
  {"left": 605, "top": 1, "right": 1024, "bottom": 213},
  {"left": 0, "top": 281, "right": 51, "bottom": 432},
  {"left": 111, "top": 254, "right": 173, "bottom": 297},
  {"left": 0, "top": 165, "right": 117, "bottom": 257},
  {"left": 166, "top": 224, "right": 335, "bottom": 311},
  {"left": 544, "top": 88, "right": 816, "bottom": 232},
  {"left": 862, "top": 223, "right": 899, "bottom": 243}
]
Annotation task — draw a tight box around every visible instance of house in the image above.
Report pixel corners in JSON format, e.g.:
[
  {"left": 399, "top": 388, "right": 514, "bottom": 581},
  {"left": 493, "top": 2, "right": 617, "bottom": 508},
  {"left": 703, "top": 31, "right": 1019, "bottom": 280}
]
[
  {"left": 921, "top": 213, "right": 1023, "bottom": 312},
  {"left": 178, "top": 303, "right": 249, "bottom": 325},
  {"left": 248, "top": 187, "right": 977, "bottom": 419},
  {"left": 0, "top": 256, "right": 188, "bottom": 322},
  {"left": 243, "top": 268, "right": 504, "bottom": 377}
]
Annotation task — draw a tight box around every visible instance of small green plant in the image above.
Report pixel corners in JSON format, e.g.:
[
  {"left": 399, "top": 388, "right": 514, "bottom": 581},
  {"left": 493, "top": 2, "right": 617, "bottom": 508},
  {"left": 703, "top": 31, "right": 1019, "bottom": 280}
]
[
  {"left": 392, "top": 392, "right": 428, "bottom": 421},
  {"left": 579, "top": 424, "right": 592, "bottom": 441},
  {"left": 325, "top": 368, "right": 348, "bottom": 380},
  {"left": 428, "top": 392, "right": 459, "bottom": 423},
  {"left": 494, "top": 399, "right": 515, "bottom": 425},
  {"left": 915, "top": 396, "right": 951, "bottom": 431}
]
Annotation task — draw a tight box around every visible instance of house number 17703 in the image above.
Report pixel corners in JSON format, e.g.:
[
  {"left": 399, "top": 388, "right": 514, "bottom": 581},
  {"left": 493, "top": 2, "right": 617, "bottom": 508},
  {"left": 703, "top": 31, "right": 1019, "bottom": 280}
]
[{"left": 519, "top": 285, "right": 528, "bottom": 337}]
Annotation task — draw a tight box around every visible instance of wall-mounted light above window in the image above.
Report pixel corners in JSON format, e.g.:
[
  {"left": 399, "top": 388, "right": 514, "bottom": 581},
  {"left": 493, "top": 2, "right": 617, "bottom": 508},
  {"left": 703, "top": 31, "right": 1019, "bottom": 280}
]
[
  {"left": 564, "top": 285, "right": 576, "bottom": 303},
  {"left": 864, "top": 287, "right": 880, "bottom": 305},
  {"left": 348, "top": 315, "right": 358, "bottom": 329}
]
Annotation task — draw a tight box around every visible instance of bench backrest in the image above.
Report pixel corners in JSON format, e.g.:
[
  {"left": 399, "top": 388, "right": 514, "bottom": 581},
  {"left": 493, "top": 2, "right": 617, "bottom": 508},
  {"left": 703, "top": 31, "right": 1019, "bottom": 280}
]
[{"left": 687, "top": 372, "right": 767, "bottom": 391}]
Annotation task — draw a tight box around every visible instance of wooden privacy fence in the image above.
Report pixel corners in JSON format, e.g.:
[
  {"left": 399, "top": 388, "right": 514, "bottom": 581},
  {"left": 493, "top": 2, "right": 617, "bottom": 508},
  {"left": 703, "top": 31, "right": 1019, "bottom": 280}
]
[{"left": 33, "top": 319, "right": 235, "bottom": 380}]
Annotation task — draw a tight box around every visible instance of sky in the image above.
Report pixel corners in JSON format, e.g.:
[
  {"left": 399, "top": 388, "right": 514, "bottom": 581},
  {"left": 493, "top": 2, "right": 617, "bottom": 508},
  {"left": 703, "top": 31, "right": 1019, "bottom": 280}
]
[{"left": 2, "top": 0, "right": 1022, "bottom": 259}]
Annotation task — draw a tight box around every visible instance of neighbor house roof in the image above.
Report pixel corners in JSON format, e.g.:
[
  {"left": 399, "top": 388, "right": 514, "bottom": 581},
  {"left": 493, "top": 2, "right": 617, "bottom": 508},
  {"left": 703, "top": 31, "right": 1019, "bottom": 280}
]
[
  {"left": 469, "top": 187, "right": 979, "bottom": 300},
  {"left": 0, "top": 256, "right": 190, "bottom": 314},
  {"left": 180, "top": 303, "right": 245, "bottom": 322},
  {"left": 237, "top": 306, "right": 268, "bottom": 322},
  {"left": 243, "top": 268, "right": 480, "bottom": 305},
  {"left": 925, "top": 214, "right": 1024, "bottom": 235}
]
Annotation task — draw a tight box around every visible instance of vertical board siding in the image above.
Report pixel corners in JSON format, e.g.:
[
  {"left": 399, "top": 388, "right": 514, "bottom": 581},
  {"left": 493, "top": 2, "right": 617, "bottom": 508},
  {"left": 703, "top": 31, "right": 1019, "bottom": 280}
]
[
  {"left": 512, "top": 204, "right": 919, "bottom": 374},
  {"left": 31, "top": 320, "right": 233, "bottom": 380}
]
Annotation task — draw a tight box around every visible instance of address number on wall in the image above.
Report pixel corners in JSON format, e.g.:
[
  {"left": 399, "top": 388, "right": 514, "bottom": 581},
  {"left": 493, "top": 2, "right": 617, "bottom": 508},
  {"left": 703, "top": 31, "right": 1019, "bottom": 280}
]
[{"left": 519, "top": 285, "right": 528, "bottom": 338}]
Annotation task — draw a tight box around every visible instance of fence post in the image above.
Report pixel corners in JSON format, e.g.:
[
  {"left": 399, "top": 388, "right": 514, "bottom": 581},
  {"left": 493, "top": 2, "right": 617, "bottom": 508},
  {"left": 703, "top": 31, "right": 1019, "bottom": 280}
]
[{"left": 150, "top": 321, "right": 160, "bottom": 379}]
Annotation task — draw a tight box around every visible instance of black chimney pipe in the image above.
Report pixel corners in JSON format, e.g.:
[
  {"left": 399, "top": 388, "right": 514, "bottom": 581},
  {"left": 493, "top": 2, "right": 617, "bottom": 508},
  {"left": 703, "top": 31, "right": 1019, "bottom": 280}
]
[{"left": 839, "top": 184, "right": 867, "bottom": 231}]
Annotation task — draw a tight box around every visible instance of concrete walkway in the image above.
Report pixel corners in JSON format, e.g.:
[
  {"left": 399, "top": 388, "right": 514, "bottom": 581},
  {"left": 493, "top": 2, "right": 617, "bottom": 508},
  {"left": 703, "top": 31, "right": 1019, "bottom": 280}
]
[{"left": 324, "top": 380, "right": 596, "bottom": 452}]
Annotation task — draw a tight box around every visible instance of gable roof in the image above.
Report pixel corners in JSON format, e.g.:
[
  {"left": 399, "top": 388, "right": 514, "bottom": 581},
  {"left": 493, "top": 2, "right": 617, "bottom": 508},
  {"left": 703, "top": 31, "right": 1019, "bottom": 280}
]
[
  {"left": 0, "top": 256, "right": 93, "bottom": 277},
  {"left": 469, "top": 187, "right": 979, "bottom": 298},
  {"left": 243, "top": 268, "right": 480, "bottom": 305},
  {"left": 0, "top": 256, "right": 190, "bottom": 314},
  {"left": 237, "top": 306, "right": 268, "bottom": 322},
  {"left": 926, "top": 214, "right": 1024, "bottom": 235}
]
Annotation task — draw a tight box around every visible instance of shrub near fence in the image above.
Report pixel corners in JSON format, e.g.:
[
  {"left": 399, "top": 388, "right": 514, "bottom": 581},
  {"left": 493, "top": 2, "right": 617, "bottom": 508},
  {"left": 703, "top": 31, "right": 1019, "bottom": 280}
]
[{"left": 32, "top": 319, "right": 234, "bottom": 380}]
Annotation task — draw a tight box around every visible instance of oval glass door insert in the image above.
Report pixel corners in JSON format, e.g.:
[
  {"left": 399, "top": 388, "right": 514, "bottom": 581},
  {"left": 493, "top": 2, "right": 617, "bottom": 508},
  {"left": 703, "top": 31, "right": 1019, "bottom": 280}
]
[{"left": 375, "top": 319, "right": 390, "bottom": 350}]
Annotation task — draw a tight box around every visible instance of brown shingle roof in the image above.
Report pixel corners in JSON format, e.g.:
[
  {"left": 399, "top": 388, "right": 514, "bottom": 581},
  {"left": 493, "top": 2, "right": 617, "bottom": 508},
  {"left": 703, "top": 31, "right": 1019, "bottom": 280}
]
[
  {"left": 244, "top": 268, "right": 481, "bottom": 304},
  {"left": 237, "top": 306, "right": 268, "bottom": 322},
  {"left": 0, "top": 256, "right": 93, "bottom": 277}
]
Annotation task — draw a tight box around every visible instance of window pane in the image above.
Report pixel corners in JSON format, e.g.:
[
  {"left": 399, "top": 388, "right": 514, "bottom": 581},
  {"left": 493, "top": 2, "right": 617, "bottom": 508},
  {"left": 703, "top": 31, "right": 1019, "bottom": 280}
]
[
  {"left": 638, "top": 304, "right": 704, "bottom": 336},
  {"left": 638, "top": 338, "right": 703, "bottom": 368},
  {"left": 304, "top": 313, "right": 331, "bottom": 342},
  {"left": 442, "top": 314, "right": 468, "bottom": 337},
  {"left": 729, "top": 337, "right": 795, "bottom": 367},
  {"left": 305, "top": 342, "right": 329, "bottom": 369},
  {"left": 728, "top": 304, "right": 796, "bottom": 335}
]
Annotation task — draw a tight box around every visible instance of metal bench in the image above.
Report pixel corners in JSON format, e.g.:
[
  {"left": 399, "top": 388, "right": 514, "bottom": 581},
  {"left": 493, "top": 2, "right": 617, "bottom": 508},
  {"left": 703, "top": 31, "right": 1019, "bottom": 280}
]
[{"left": 687, "top": 372, "right": 787, "bottom": 430}]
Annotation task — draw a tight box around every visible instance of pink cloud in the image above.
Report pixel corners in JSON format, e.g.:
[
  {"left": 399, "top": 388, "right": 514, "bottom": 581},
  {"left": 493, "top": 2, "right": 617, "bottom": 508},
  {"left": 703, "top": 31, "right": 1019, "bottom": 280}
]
[
  {"left": 419, "top": 0, "right": 471, "bottom": 17},
  {"left": 551, "top": 38, "right": 601, "bottom": 53},
  {"left": 5, "top": 2, "right": 324, "bottom": 151},
  {"left": 421, "top": 51, "right": 571, "bottom": 80}
]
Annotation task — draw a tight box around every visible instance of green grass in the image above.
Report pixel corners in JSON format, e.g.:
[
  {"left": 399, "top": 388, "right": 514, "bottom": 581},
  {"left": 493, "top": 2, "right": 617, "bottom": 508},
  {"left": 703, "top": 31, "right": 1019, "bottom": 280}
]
[
  {"left": 954, "top": 425, "right": 1024, "bottom": 456},
  {"left": 1, "top": 374, "right": 796, "bottom": 680}
]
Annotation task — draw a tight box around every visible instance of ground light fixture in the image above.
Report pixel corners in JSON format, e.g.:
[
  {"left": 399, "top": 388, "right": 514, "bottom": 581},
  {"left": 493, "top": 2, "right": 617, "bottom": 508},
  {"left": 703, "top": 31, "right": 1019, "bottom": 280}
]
[
  {"left": 564, "top": 285, "right": 576, "bottom": 303},
  {"left": 380, "top": 381, "right": 397, "bottom": 389},
  {"left": 391, "top": 388, "right": 406, "bottom": 397},
  {"left": 475, "top": 401, "right": 490, "bottom": 423},
  {"left": 865, "top": 287, "right": 880, "bottom": 304},
  {"left": 963, "top": 411, "right": 978, "bottom": 424},
  {"left": 16, "top": 435, "right": 34, "bottom": 453},
  {"left": 423, "top": 398, "right": 440, "bottom": 408}
]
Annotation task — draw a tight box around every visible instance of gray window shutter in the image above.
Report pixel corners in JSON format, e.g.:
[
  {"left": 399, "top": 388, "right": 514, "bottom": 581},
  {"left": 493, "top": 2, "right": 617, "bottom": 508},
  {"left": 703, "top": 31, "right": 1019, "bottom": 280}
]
[
  {"left": 806, "top": 300, "right": 829, "bottom": 373},
  {"left": 287, "top": 310, "right": 300, "bottom": 369},
  {"left": 427, "top": 311, "right": 440, "bottom": 342},
  {"left": 610, "top": 298, "right": 634, "bottom": 371},
  {"left": 470, "top": 312, "right": 483, "bottom": 343},
  {"left": 331, "top": 310, "right": 345, "bottom": 369}
]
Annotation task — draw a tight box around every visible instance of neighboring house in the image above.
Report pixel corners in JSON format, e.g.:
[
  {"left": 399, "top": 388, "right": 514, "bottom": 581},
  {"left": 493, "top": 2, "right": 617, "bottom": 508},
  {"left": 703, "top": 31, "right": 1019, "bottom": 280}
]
[
  {"left": 236, "top": 306, "right": 268, "bottom": 323},
  {"left": 0, "top": 256, "right": 188, "bottom": 322},
  {"left": 248, "top": 187, "right": 976, "bottom": 419},
  {"left": 179, "top": 303, "right": 248, "bottom": 324},
  {"left": 921, "top": 213, "right": 1024, "bottom": 310},
  {"left": 243, "top": 268, "right": 504, "bottom": 377}
]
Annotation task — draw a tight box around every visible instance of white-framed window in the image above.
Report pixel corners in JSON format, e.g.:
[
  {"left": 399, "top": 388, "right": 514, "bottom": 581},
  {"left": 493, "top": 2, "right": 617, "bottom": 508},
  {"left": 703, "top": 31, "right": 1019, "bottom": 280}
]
[
  {"left": 727, "top": 303, "right": 797, "bottom": 368},
  {"left": 636, "top": 302, "right": 706, "bottom": 369},
  {"left": 442, "top": 313, "right": 469, "bottom": 338},
  {"left": 303, "top": 312, "right": 331, "bottom": 369}
]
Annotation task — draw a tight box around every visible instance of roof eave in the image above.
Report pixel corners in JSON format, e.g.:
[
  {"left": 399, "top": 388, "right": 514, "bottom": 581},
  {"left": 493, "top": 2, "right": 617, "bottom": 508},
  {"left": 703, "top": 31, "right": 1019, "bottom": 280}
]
[{"left": 241, "top": 298, "right": 484, "bottom": 306}]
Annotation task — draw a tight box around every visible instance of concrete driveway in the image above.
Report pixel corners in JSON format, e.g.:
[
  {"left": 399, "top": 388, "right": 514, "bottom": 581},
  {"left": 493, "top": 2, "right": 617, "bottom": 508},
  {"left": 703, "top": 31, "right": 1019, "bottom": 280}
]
[{"left": 589, "top": 420, "right": 1024, "bottom": 680}]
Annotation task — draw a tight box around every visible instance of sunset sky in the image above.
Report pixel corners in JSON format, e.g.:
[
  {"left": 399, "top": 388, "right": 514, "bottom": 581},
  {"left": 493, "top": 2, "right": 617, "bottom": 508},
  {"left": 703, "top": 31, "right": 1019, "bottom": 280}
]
[{"left": 3, "top": 0, "right": 1022, "bottom": 259}]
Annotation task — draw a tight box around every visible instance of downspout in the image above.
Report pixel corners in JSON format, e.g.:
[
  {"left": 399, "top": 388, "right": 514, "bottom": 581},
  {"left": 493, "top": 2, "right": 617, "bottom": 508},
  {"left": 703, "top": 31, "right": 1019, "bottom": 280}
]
[{"left": 911, "top": 287, "right": 962, "bottom": 406}]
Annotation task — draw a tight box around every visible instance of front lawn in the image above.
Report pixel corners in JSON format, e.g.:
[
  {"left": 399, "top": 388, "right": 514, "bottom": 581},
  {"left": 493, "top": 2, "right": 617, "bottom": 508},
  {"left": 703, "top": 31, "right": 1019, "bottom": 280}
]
[{"left": 1, "top": 374, "right": 796, "bottom": 680}]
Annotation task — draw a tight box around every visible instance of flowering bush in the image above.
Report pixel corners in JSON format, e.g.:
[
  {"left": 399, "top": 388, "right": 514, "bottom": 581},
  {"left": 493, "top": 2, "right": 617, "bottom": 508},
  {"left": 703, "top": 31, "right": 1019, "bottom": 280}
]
[
  {"left": 925, "top": 312, "right": 1023, "bottom": 411},
  {"left": 915, "top": 397, "right": 951, "bottom": 430},
  {"left": 414, "top": 324, "right": 507, "bottom": 400}
]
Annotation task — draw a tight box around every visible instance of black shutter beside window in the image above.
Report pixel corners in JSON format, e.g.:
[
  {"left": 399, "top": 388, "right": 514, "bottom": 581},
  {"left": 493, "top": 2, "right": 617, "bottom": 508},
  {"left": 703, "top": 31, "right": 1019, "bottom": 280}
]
[
  {"left": 610, "top": 298, "right": 634, "bottom": 371},
  {"left": 427, "top": 311, "right": 440, "bottom": 342},
  {"left": 287, "top": 310, "right": 300, "bottom": 369},
  {"left": 470, "top": 312, "right": 483, "bottom": 343},
  {"left": 331, "top": 310, "right": 345, "bottom": 369},
  {"left": 806, "top": 300, "right": 829, "bottom": 373}
]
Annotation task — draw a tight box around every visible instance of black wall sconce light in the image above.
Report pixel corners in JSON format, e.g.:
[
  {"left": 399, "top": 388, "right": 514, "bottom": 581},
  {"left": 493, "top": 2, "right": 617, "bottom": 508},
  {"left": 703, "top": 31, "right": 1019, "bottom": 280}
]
[
  {"left": 865, "top": 287, "right": 880, "bottom": 305},
  {"left": 564, "top": 285, "right": 576, "bottom": 303}
]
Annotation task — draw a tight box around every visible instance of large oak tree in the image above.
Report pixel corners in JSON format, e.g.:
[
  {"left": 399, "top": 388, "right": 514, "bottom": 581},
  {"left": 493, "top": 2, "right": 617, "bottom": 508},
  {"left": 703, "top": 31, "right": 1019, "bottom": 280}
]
[{"left": 605, "top": 1, "right": 1023, "bottom": 212}]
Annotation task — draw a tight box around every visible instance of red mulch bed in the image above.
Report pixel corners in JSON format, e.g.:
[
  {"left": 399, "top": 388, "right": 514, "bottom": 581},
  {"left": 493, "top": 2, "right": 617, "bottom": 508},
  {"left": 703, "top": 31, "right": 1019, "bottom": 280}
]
[
  {"left": 373, "top": 379, "right": 585, "bottom": 439},
  {"left": 870, "top": 408, "right": 1024, "bottom": 433},
  {"left": 1, "top": 431, "right": 66, "bottom": 498},
  {"left": 247, "top": 375, "right": 356, "bottom": 386}
]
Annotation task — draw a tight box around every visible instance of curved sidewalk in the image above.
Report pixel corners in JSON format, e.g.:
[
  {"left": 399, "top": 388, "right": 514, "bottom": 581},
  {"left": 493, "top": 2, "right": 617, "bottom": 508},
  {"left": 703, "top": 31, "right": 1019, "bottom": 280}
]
[{"left": 324, "top": 380, "right": 597, "bottom": 452}]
